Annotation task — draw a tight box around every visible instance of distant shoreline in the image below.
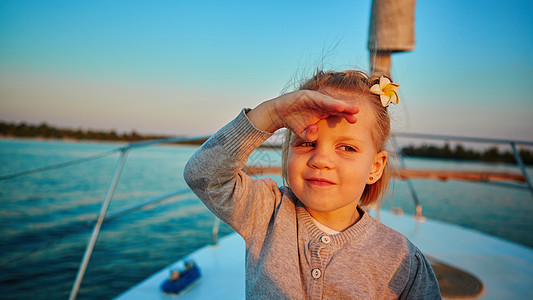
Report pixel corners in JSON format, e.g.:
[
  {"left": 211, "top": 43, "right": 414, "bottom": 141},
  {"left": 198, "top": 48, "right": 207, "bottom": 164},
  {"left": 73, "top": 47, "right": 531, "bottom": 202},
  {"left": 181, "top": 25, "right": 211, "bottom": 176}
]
[
  {"left": 0, "top": 135, "right": 208, "bottom": 147},
  {"left": 1, "top": 121, "right": 531, "bottom": 165},
  {"left": 0, "top": 121, "right": 207, "bottom": 145}
]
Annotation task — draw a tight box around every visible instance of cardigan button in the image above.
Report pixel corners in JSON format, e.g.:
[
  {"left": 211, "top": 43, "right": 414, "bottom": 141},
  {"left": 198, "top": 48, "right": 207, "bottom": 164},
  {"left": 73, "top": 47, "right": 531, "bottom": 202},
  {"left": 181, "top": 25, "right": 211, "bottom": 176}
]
[
  {"left": 320, "top": 235, "right": 331, "bottom": 244},
  {"left": 311, "top": 268, "right": 322, "bottom": 279}
]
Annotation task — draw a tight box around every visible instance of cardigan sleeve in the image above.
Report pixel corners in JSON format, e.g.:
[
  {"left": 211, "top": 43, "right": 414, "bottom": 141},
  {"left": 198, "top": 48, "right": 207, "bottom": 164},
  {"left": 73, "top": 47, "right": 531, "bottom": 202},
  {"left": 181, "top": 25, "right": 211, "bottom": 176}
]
[
  {"left": 400, "top": 248, "right": 442, "bottom": 299},
  {"left": 183, "top": 109, "right": 282, "bottom": 240}
]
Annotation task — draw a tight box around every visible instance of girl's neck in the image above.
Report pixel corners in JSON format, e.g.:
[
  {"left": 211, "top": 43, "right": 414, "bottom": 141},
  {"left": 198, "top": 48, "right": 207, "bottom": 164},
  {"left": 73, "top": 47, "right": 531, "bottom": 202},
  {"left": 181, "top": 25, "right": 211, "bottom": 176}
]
[{"left": 307, "top": 205, "right": 361, "bottom": 232}]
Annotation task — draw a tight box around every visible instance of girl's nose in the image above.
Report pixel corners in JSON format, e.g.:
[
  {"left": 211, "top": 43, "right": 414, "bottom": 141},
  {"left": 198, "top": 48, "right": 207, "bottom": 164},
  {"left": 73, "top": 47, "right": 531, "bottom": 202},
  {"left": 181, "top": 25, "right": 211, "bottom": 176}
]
[{"left": 307, "top": 147, "right": 334, "bottom": 170}]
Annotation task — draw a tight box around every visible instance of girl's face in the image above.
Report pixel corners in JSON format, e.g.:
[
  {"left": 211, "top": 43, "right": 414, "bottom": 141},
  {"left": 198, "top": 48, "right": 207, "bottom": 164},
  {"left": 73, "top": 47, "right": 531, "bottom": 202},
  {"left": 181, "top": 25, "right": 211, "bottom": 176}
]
[{"left": 287, "top": 90, "right": 387, "bottom": 224}]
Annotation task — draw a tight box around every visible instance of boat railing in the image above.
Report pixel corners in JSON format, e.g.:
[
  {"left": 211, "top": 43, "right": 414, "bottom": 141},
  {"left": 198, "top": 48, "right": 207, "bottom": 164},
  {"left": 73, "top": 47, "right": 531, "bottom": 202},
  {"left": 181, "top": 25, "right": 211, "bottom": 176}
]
[
  {"left": 392, "top": 133, "right": 533, "bottom": 191},
  {"left": 391, "top": 133, "right": 533, "bottom": 220},
  {"left": 67, "top": 136, "right": 209, "bottom": 300},
  {"left": 1, "top": 133, "right": 531, "bottom": 299}
]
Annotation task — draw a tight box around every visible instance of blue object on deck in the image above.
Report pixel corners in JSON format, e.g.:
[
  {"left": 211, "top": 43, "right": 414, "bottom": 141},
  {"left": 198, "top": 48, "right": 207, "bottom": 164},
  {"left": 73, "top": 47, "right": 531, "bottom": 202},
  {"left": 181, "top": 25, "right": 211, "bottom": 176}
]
[{"left": 160, "top": 261, "right": 201, "bottom": 294}]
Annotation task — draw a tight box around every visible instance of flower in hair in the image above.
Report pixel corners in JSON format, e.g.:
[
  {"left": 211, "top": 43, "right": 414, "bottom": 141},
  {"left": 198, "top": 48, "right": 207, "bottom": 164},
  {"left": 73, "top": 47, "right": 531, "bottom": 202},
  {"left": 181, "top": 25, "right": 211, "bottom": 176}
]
[{"left": 370, "top": 76, "right": 400, "bottom": 107}]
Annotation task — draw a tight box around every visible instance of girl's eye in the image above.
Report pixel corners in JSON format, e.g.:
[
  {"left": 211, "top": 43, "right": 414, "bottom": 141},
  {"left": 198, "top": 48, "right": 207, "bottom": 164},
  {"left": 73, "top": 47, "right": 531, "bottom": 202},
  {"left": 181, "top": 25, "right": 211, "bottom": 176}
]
[
  {"left": 338, "top": 145, "right": 357, "bottom": 152},
  {"left": 297, "top": 142, "right": 315, "bottom": 147}
]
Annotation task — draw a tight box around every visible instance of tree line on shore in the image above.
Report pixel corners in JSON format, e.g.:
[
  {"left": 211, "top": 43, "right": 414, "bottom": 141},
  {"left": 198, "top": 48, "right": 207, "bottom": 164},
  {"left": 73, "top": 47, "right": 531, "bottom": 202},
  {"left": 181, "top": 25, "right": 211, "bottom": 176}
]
[
  {"left": 1, "top": 121, "right": 531, "bottom": 164},
  {"left": 0, "top": 121, "right": 169, "bottom": 142},
  {"left": 401, "top": 144, "right": 532, "bottom": 165}
]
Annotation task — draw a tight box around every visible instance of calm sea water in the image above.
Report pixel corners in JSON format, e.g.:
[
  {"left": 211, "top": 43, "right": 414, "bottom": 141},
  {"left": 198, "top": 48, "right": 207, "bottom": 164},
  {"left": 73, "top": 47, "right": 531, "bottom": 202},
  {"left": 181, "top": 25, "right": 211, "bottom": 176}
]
[{"left": 1, "top": 139, "right": 532, "bottom": 299}]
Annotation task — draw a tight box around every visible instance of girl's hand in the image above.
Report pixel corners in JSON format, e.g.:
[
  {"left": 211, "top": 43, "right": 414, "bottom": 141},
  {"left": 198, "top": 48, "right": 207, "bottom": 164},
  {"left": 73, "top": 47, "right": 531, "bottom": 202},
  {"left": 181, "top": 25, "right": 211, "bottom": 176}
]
[{"left": 248, "top": 90, "right": 359, "bottom": 141}]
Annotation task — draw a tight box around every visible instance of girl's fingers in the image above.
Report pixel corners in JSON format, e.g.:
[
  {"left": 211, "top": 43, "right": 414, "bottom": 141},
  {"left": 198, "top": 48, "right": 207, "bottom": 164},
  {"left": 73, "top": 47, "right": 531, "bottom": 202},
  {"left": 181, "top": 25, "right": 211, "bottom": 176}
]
[
  {"left": 342, "top": 112, "right": 358, "bottom": 124},
  {"left": 313, "top": 94, "right": 359, "bottom": 121},
  {"left": 315, "top": 104, "right": 359, "bottom": 125},
  {"left": 301, "top": 124, "right": 319, "bottom": 141},
  {"left": 274, "top": 90, "right": 359, "bottom": 135}
]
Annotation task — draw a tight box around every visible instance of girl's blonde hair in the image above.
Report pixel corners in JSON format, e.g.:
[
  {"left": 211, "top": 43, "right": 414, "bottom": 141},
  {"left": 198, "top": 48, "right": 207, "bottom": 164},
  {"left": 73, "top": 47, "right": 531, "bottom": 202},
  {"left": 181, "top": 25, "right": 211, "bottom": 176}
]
[{"left": 281, "top": 70, "right": 392, "bottom": 207}]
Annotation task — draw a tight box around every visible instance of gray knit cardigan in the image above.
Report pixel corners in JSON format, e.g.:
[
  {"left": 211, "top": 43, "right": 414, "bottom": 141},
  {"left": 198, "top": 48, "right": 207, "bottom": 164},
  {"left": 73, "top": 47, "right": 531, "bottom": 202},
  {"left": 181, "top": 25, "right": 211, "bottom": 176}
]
[{"left": 184, "top": 110, "right": 441, "bottom": 299}]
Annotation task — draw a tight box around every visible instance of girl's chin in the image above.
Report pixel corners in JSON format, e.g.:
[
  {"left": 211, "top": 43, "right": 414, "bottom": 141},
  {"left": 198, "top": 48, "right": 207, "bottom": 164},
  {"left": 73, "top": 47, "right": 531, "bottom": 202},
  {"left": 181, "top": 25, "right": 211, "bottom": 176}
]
[
  {"left": 297, "top": 194, "right": 360, "bottom": 214},
  {"left": 299, "top": 199, "right": 336, "bottom": 213}
]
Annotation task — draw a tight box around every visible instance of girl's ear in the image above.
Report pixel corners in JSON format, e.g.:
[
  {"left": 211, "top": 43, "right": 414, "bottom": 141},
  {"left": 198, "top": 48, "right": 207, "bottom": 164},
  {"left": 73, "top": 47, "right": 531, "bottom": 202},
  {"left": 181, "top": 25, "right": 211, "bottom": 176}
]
[{"left": 367, "top": 150, "right": 388, "bottom": 184}]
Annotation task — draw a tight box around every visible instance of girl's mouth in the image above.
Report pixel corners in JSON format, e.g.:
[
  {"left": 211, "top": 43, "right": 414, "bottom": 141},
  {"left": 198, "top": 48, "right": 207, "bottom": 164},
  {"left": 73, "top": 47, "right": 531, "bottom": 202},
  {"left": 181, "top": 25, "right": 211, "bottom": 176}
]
[{"left": 305, "top": 178, "right": 336, "bottom": 186}]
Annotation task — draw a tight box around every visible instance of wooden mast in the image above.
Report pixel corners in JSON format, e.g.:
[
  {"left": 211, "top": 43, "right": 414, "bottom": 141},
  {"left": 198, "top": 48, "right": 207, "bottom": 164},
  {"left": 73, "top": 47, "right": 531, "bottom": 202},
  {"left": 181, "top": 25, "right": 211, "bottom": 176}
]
[{"left": 368, "top": 0, "right": 416, "bottom": 77}]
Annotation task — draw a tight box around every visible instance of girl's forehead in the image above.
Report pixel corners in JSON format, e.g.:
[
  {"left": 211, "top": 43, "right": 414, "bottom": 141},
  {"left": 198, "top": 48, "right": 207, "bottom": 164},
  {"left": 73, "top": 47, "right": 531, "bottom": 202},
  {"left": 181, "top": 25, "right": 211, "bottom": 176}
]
[
  {"left": 319, "top": 87, "right": 378, "bottom": 123},
  {"left": 290, "top": 112, "right": 374, "bottom": 142},
  {"left": 317, "top": 87, "right": 367, "bottom": 103}
]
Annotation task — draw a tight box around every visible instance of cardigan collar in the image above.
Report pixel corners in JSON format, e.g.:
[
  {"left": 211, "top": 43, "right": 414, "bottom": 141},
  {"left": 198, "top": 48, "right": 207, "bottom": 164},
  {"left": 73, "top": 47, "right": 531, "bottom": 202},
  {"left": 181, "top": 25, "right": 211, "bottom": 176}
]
[{"left": 285, "top": 188, "right": 375, "bottom": 247}]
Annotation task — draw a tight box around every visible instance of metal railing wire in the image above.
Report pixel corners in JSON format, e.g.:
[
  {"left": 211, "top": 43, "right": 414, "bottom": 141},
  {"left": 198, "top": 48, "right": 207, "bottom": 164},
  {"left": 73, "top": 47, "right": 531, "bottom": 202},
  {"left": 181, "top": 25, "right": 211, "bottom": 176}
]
[{"left": 0, "top": 149, "right": 119, "bottom": 181}]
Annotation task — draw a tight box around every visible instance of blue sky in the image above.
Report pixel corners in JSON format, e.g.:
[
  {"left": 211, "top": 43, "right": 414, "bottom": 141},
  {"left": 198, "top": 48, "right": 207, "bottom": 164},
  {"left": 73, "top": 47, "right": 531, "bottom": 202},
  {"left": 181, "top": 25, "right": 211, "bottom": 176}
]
[{"left": 1, "top": 0, "right": 532, "bottom": 141}]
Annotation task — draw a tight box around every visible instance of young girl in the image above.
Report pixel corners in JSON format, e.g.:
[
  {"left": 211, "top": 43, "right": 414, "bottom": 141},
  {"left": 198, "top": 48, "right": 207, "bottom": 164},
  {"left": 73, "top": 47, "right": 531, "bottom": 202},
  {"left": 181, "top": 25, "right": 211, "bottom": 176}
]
[{"left": 184, "top": 70, "right": 441, "bottom": 299}]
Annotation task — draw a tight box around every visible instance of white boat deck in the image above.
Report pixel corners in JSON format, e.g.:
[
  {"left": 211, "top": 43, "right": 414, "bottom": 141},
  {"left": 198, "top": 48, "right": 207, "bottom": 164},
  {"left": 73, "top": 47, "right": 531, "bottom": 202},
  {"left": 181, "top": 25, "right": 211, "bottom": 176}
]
[
  {"left": 115, "top": 233, "right": 246, "bottom": 300},
  {"left": 115, "top": 210, "right": 533, "bottom": 299}
]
